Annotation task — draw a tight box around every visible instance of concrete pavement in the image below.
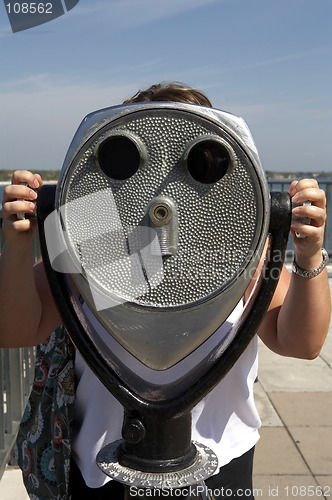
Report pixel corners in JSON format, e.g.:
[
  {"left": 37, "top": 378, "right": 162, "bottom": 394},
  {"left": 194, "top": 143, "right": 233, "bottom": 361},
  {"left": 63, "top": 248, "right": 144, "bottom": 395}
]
[
  {"left": 252, "top": 281, "right": 332, "bottom": 499},
  {"left": 1, "top": 283, "right": 331, "bottom": 500}
]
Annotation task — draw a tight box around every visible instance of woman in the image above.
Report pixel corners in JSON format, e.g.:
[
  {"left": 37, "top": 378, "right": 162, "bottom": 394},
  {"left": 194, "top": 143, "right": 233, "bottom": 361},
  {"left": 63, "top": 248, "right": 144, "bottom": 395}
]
[{"left": 0, "top": 83, "right": 330, "bottom": 499}]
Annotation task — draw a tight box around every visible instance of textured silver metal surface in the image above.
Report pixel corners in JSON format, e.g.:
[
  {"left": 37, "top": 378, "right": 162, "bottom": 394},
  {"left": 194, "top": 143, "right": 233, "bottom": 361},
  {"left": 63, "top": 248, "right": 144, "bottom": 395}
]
[
  {"left": 59, "top": 110, "right": 260, "bottom": 308},
  {"left": 53, "top": 105, "right": 269, "bottom": 369},
  {"left": 96, "top": 440, "right": 218, "bottom": 488}
]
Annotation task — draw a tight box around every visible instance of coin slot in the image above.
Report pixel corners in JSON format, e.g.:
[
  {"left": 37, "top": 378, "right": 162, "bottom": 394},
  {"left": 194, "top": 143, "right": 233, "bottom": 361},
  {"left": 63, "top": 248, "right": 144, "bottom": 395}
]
[{"left": 149, "top": 201, "right": 173, "bottom": 226}]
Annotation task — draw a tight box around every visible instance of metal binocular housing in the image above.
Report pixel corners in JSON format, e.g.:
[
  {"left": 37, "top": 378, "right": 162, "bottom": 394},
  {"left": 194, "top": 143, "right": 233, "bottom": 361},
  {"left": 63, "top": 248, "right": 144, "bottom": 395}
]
[{"left": 37, "top": 102, "right": 291, "bottom": 492}]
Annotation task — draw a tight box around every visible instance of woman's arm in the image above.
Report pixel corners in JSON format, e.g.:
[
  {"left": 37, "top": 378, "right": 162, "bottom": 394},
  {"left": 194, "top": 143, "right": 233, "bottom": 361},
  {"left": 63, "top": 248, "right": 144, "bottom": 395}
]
[
  {"left": 257, "top": 179, "right": 331, "bottom": 359},
  {"left": 0, "top": 170, "right": 62, "bottom": 348}
]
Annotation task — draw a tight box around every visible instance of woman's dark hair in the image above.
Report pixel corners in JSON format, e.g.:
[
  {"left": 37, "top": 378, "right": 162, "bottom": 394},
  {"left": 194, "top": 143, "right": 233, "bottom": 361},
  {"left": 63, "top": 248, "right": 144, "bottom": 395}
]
[{"left": 123, "top": 82, "right": 213, "bottom": 107}]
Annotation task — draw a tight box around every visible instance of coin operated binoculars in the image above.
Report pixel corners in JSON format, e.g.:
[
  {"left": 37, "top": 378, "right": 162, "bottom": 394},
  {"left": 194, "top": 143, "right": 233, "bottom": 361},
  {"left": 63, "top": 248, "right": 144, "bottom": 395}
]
[{"left": 37, "top": 103, "right": 292, "bottom": 498}]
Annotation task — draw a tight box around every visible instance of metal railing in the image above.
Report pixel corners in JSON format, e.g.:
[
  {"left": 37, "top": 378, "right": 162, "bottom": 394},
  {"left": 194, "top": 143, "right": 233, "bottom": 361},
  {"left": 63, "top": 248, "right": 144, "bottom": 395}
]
[
  {"left": 0, "top": 177, "right": 331, "bottom": 479},
  {"left": 0, "top": 347, "right": 36, "bottom": 478}
]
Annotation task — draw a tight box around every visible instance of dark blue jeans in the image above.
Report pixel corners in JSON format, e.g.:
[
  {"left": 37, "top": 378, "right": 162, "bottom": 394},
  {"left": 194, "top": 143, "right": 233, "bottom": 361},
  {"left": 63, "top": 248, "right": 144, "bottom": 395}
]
[{"left": 205, "top": 446, "right": 255, "bottom": 498}]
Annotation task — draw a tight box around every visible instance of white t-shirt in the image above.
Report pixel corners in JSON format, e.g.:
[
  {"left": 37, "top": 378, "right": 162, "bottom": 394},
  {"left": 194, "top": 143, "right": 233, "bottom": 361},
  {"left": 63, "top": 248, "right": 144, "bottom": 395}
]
[{"left": 72, "top": 301, "right": 261, "bottom": 488}]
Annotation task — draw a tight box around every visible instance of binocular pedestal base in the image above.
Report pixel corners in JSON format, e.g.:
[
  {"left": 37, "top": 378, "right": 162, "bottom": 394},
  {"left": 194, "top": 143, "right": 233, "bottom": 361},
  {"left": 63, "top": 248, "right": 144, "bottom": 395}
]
[{"left": 96, "top": 440, "right": 218, "bottom": 489}]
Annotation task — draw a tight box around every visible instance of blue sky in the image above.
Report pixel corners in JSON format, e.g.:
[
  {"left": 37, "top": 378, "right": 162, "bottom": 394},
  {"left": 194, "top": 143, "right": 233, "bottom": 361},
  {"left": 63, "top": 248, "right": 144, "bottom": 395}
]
[{"left": 0, "top": 0, "right": 331, "bottom": 173}]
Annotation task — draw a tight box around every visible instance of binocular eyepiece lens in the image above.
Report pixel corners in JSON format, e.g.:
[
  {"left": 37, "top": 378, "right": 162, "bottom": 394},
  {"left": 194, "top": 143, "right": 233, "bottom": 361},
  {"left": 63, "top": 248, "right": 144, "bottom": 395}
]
[
  {"left": 97, "top": 135, "right": 141, "bottom": 180},
  {"left": 186, "top": 140, "right": 231, "bottom": 184}
]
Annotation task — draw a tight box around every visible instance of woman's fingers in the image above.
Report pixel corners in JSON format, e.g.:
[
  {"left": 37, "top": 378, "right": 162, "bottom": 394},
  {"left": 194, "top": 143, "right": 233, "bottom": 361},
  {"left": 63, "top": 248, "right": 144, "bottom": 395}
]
[
  {"left": 11, "top": 170, "right": 42, "bottom": 189},
  {"left": 2, "top": 199, "right": 37, "bottom": 220},
  {"left": 292, "top": 204, "right": 326, "bottom": 228},
  {"left": 2, "top": 184, "right": 38, "bottom": 205},
  {"left": 292, "top": 187, "right": 326, "bottom": 210},
  {"left": 1, "top": 171, "right": 42, "bottom": 243},
  {"left": 288, "top": 178, "right": 327, "bottom": 259}
]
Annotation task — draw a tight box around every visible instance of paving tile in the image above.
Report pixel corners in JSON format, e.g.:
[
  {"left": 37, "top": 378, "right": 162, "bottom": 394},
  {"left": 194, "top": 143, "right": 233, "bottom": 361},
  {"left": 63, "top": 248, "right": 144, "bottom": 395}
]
[
  {"left": 253, "top": 475, "right": 319, "bottom": 500},
  {"left": 314, "top": 476, "right": 332, "bottom": 496},
  {"left": 254, "top": 427, "right": 310, "bottom": 476},
  {"left": 320, "top": 331, "right": 332, "bottom": 369},
  {"left": 289, "top": 427, "right": 332, "bottom": 475},
  {"left": 0, "top": 466, "right": 28, "bottom": 500},
  {"left": 254, "top": 382, "right": 283, "bottom": 427},
  {"left": 258, "top": 341, "right": 332, "bottom": 392},
  {"left": 268, "top": 392, "right": 332, "bottom": 427}
]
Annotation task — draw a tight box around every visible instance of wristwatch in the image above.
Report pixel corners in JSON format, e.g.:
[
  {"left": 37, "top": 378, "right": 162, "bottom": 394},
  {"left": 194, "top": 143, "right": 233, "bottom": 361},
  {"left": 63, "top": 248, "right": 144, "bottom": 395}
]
[{"left": 292, "top": 248, "right": 329, "bottom": 278}]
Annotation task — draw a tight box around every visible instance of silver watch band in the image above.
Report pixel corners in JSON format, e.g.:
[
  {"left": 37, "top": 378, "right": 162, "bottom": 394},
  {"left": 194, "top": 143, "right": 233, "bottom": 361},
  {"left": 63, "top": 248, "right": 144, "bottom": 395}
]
[{"left": 292, "top": 248, "right": 329, "bottom": 278}]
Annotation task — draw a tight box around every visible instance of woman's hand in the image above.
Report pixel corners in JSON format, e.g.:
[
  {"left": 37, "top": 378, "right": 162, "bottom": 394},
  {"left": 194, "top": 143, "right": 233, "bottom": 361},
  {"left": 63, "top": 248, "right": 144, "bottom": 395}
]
[
  {"left": 258, "top": 178, "right": 330, "bottom": 359},
  {"left": 289, "top": 178, "right": 327, "bottom": 270},
  {"left": 0, "top": 170, "right": 62, "bottom": 347},
  {"left": 2, "top": 170, "right": 43, "bottom": 250}
]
